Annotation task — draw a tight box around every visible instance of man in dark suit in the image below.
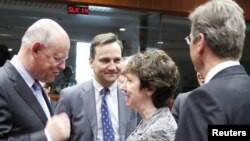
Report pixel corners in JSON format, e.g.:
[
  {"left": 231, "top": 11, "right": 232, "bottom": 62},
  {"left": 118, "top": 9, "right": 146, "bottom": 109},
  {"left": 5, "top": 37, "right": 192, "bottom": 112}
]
[
  {"left": 171, "top": 72, "right": 204, "bottom": 123},
  {"left": 175, "top": 0, "right": 250, "bottom": 141},
  {"left": 171, "top": 91, "right": 190, "bottom": 123},
  {"left": 0, "top": 18, "right": 70, "bottom": 141},
  {"left": 55, "top": 33, "right": 137, "bottom": 141}
]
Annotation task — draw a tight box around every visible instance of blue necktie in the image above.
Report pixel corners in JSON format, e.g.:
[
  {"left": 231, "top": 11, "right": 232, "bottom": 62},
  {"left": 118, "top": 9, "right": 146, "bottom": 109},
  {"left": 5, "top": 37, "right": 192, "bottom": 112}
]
[
  {"left": 32, "top": 81, "right": 51, "bottom": 118},
  {"left": 101, "top": 88, "right": 115, "bottom": 141}
]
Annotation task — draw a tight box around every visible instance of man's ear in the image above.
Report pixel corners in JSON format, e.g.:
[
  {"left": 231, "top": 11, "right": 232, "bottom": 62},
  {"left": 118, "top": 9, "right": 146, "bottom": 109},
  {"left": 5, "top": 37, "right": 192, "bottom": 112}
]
[
  {"left": 196, "top": 33, "right": 206, "bottom": 54},
  {"left": 32, "top": 42, "right": 43, "bottom": 54},
  {"left": 89, "top": 57, "right": 93, "bottom": 68}
]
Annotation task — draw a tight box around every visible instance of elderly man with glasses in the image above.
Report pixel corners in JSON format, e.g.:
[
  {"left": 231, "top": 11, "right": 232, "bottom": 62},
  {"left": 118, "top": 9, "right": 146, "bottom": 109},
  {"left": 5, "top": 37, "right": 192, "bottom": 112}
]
[{"left": 0, "top": 18, "right": 71, "bottom": 141}]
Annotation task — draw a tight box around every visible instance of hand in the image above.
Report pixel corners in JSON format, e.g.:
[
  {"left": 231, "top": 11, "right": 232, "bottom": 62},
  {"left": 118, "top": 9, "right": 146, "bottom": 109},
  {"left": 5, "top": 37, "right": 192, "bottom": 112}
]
[{"left": 45, "top": 113, "right": 70, "bottom": 141}]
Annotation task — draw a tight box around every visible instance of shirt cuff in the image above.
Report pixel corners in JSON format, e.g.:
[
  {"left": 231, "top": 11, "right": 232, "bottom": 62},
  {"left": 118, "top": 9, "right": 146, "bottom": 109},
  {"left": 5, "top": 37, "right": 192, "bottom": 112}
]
[{"left": 45, "top": 129, "right": 52, "bottom": 141}]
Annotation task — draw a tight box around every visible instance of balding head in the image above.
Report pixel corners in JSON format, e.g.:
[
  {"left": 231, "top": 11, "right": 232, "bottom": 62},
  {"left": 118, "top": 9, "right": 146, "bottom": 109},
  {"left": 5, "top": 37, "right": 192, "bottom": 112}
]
[
  {"left": 17, "top": 18, "right": 70, "bottom": 82},
  {"left": 22, "top": 18, "right": 69, "bottom": 48}
]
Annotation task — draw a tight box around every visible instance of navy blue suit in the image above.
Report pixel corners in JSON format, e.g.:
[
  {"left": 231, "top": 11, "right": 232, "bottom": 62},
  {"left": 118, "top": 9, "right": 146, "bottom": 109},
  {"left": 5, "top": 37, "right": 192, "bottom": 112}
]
[{"left": 175, "top": 65, "right": 250, "bottom": 141}]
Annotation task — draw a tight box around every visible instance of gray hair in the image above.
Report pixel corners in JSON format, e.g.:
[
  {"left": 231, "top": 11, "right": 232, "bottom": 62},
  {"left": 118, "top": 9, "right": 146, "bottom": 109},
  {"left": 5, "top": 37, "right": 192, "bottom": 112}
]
[{"left": 189, "top": 0, "right": 246, "bottom": 60}]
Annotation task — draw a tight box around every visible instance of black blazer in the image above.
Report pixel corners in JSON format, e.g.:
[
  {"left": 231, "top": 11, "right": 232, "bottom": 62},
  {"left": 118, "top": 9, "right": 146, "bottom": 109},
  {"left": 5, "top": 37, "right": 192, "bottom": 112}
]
[
  {"left": 0, "top": 61, "right": 53, "bottom": 141},
  {"left": 175, "top": 65, "right": 250, "bottom": 141},
  {"left": 171, "top": 92, "right": 191, "bottom": 123}
]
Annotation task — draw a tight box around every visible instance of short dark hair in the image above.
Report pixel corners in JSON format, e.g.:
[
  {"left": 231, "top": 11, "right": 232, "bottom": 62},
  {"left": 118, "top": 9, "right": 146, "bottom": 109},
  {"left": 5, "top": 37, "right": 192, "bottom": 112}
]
[
  {"left": 124, "top": 50, "right": 180, "bottom": 108},
  {"left": 90, "top": 32, "right": 123, "bottom": 59}
]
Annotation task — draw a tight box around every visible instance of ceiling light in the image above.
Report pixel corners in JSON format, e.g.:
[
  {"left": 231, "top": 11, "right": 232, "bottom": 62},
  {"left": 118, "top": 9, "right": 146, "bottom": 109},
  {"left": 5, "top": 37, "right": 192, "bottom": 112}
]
[
  {"left": 0, "top": 34, "right": 11, "bottom": 37},
  {"left": 89, "top": 6, "right": 112, "bottom": 12},
  {"left": 119, "top": 28, "right": 126, "bottom": 31},
  {"left": 157, "top": 41, "right": 164, "bottom": 45}
]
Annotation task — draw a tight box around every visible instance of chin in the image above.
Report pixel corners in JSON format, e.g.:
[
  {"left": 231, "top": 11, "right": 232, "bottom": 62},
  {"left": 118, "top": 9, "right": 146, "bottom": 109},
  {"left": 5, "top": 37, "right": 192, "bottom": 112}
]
[
  {"left": 47, "top": 77, "right": 56, "bottom": 83},
  {"left": 126, "top": 103, "right": 133, "bottom": 109},
  {"left": 106, "top": 78, "right": 117, "bottom": 83}
]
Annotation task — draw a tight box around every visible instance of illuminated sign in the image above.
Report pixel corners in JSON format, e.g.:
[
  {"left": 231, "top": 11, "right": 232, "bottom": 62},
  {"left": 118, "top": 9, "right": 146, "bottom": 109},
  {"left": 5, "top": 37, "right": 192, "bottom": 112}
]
[{"left": 67, "top": 5, "right": 89, "bottom": 14}]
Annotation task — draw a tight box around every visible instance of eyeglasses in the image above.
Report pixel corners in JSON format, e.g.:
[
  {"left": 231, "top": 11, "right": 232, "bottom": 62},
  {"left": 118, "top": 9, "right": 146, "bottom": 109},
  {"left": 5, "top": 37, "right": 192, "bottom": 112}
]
[
  {"left": 184, "top": 35, "right": 191, "bottom": 45},
  {"left": 42, "top": 45, "right": 68, "bottom": 64}
]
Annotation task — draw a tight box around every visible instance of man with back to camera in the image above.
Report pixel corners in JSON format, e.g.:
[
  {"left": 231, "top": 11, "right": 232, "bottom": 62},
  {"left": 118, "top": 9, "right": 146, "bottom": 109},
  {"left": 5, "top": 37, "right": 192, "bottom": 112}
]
[
  {"left": 175, "top": 0, "right": 250, "bottom": 141},
  {"left": 0, "top": 18, "right": 70, "bottom": 141},
  {"left": 55, "top": 32, "right": 138, "bottom": 141}
]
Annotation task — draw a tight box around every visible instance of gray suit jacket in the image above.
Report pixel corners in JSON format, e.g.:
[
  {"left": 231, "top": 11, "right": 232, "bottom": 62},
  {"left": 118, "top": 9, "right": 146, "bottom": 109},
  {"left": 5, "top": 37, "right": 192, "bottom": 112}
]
[
  {"left": 171, "top": 92, "right": 190, "bottom": 123},
  {"left": 175, "top": 65, "right": 250, "bottom": 141},
  {"left": 55, "top": 80, "right": 137, "bottom": 141},
  {"left": 50, "top": 99, "right": 58, "bottom": 113},
  {"left": 0, "top": 61, "right": 53, "bottom": 141}
]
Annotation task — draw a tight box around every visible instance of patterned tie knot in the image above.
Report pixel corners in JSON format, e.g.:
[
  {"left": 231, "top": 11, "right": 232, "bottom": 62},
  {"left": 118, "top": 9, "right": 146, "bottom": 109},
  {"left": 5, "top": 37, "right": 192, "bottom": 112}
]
[
  {"left": 100, "top": 88, "right": 110, "bottom": 98},
  {"left": 32, "top": 80, "right": 41, "bottom": 91}
]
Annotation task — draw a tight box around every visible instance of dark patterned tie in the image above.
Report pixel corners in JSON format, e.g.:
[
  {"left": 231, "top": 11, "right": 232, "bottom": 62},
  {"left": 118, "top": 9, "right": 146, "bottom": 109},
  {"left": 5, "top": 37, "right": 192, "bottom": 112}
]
[
  {"left": 32, "top": 81, "right": 41, "bottom": 91},
  {"left": 100, "top": 88, "right": 115, "bottom": 141}
]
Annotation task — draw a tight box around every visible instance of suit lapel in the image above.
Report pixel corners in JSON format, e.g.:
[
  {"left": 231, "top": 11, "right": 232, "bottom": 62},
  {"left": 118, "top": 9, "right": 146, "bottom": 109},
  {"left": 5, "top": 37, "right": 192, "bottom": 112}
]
[
  {"left": 5, "top": 61, "right": 48, "bottom": 125},
  {"left": 82, "top": 80, "right": 98, "bottom": 140}
]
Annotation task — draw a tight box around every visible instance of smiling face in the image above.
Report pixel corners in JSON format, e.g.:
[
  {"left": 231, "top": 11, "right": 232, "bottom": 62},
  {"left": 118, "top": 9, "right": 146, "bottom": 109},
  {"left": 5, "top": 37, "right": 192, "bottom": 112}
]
[
  {"left": 121, "top": 73, "right": 148, "bottom": 110},
  {"left": 89, "top": 42, "right": 122, "bottom": 87},
  {"left": 121, "top": 50, "right": 180, "bottom": 109}
]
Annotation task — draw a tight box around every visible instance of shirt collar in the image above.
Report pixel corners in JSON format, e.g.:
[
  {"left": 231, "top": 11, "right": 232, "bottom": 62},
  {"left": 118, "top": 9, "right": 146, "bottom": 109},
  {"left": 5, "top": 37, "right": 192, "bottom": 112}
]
[
  {"left": 93, "top": 78, "right": 117, "bottom": 94},
  {"left": 205, "top": 60, "right": 240, "bottom": 83},
  {"left": 10, "top": 55, "right": 36, "bottom": 88}
]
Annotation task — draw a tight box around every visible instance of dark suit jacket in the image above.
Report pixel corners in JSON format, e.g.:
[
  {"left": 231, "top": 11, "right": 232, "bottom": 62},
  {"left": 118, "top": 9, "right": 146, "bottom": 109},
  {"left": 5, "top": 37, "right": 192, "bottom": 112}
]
[
  {"left": 175, "top": 65, "right": 250, "bottom": 141},
  {"left": 55, "top": 80, "right": 138, "bottom": 141},
  {"left": 171, "top": 92, "right": 190, "bottom": 123},
  {"left": 0, "top": 61, "right": 53, "bottom": 141}
]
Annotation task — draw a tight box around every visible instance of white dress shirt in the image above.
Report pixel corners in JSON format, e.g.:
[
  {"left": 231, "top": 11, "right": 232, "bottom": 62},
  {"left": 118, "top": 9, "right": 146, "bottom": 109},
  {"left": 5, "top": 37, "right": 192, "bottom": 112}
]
[
  {"left": 205, "top": 61, "right": 240, "bottom": 83},
  {"left": 93, "top": 79, "right": 120, "bottom": 141}
]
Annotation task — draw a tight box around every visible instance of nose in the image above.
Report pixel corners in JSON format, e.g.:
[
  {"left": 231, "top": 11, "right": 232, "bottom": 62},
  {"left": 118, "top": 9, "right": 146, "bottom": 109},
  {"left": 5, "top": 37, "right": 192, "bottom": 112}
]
[
  {"left": 107, "top": 62, "right": 116, "bottom": 70},
  {"left": 58, "top": 60, "right": 66, "bottom": 71}
]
